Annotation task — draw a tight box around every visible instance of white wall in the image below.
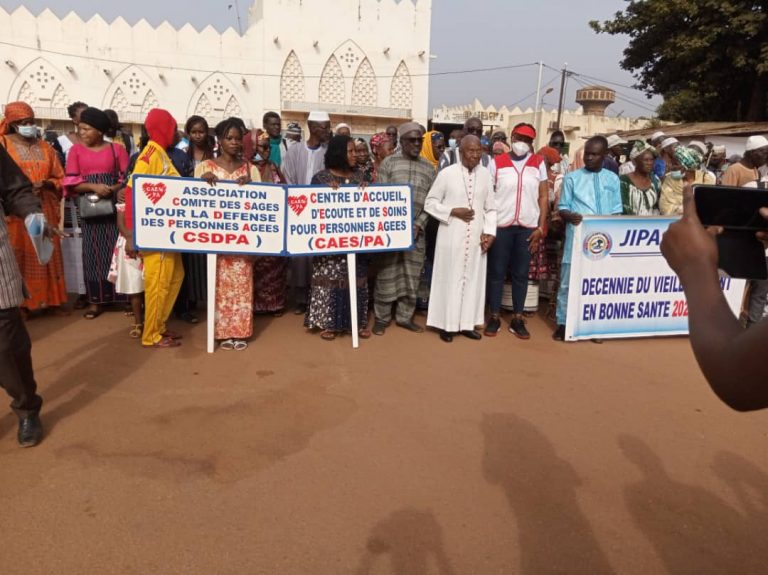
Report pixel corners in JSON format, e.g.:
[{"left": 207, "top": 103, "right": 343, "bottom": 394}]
[{"left": 0, "top": 0, "right": 432, "bottom": 132}]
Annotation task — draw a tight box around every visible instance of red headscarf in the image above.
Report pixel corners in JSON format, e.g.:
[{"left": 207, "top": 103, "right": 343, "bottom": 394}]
[
  {"left": 370, "top": 132, "right": 387, "bottom": 154},
  {"left": 538, "top": 146, "right": 562, "bottom": 167},
  {"left": 145, "top": 108, "right": 177, "bottom": 149},
  {"left": 0, "top": 101, "right": 34, "bottom": 135}
]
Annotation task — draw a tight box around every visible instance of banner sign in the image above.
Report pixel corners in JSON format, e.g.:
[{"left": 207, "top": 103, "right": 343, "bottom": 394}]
[
  {"left": 133, "top": 175, "right": 286, "bottom": 255},
  {"left": 565, "top": 216, "right": 746, "bottom": 341},
  {"left": 285, "top": 184, "right": 413, "bottom": 256}
]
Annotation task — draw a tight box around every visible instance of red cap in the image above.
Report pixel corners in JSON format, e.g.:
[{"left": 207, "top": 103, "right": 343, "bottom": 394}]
[{"left": 513, "top": 125, "right": 537, "bottom": 140}]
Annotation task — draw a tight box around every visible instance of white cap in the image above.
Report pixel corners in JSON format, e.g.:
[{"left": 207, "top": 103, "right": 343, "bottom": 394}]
[
  {"left": 745, "top": 135, "right": 768, "bottom": 151},
  {"left": 688, "top": 140, "right": 708, "bottom": 155},
  {"left": 712, "top": 145, "right": 726, "bottom": 154},
  {"left": 660, "top": 137, "right": 679, "bottom": 149},
  {"left": 335, "top": 122, "right": 350, "bottom": 130},
  {"left": 606, "top": 134, "right": 628, "bottom": 148},
  {"left": 650, "top": 131, "right": 666, "bottom": 142},
  {"left": 308, "top": 110, "right": 330, "bottom": 122}
]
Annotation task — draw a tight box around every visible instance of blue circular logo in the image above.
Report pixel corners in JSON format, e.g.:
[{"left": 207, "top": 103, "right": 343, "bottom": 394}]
[{"left": 583, "top": 231, "right": 613, "bottom": 260}]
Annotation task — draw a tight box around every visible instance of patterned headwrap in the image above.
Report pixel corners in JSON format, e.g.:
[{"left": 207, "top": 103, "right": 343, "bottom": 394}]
[
  {"left": 629, "top": 140, "right": 657, "bottom": 161},
  {"left": 420, "top": 129, "right": 442, "bottom": 168},
  {"left": 370, "top": 132, "right": 388, "bottom": 154},
  {"left": 674, "top": 145, "right": 702, "bottom": 170},
  {"left": 0, "top": 101, "right": 34, "bottom": 135},
  {"left": 537, "top": 146, "right": 562, "bottom": 166}
]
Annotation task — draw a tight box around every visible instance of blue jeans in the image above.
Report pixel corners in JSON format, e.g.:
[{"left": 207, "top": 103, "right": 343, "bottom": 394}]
[{"left": 487, "top": 226, "right": 533, "bottom": 314}]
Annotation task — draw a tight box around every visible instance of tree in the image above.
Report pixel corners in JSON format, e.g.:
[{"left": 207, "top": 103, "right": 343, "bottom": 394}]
[{"left": 590, "top": 1, "right": 768, "bottom": 122}]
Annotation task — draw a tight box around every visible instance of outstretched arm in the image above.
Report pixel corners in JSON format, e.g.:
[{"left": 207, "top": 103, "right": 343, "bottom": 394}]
[{"left": 661, "top": 189, "right": 768, "bottom": 411}]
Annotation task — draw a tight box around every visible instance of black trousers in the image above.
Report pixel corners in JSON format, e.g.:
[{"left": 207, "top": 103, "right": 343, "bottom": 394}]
[{"left": 0, "top": 307, "right": 42, "bottom": 418}]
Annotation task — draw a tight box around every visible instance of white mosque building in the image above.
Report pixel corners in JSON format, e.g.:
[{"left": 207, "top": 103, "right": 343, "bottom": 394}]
[{"left": 0, "top": 0, "right": 433, "bottom": 135}]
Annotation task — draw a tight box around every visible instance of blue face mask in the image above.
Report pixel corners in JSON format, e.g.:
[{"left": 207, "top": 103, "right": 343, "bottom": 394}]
[
  {"left": 17, "top": 125, "right": 38, "bottom": 139},
  {"left": 254, "top": 153, "right": 264, "bottom": 162},
  {"left": 668, "top": 170, "right": 684, "bottom": 180},
  {"left": 448, "top": 138, "right": 457, "bottom": 150}
]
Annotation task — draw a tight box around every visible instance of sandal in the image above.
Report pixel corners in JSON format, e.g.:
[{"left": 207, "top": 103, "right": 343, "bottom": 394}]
[
  {"left": 220, "top": 339, "right": 235, "bottom": 350},
  {"left": 320, "top": 330, "right": 337, "bottom": 341},
  {"left": 162, "top": 331, "right": 183, "bottom": 340},
  {"left": 233, "top": 339, "right": 248, "bottom": 351},
  {"left": 143, "top": 336, "right": 180, "bottom": 349},
  {"left": 83, "top": 307, "right": 102, "bottom": 320},
  {"left": 358, "top": 328, "right": 372, "bottom": 339},
  {"left": 73, "top": 297, "right": 88, "bottom": 310},
  {"left": 129, "top": 324, "right": 143, "bottom": 339}
]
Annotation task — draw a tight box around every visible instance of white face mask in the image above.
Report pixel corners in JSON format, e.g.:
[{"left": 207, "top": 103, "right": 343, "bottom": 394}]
[
  {"left": 668, "top": 170, "right": 684, "bottom": 181},
  {"left": 17, "top": 125, "right": 38, "bottom": 139},
  {"left": 511, "top": 141, "right": 530, "bottom": 157},
  {"left": 448, "top": 138, "right": 457, "bottom": 150}
]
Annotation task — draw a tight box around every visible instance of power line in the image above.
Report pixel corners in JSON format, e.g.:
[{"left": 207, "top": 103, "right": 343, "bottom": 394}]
[
  {"left": 508, "top": 72, "right": 560, "bottom": 109},
  {"left": 0, "top": 38, "right": 538, "bottom": 78},
  {"left": 569, "top": 74, "right": 658, "bottom": 113}
]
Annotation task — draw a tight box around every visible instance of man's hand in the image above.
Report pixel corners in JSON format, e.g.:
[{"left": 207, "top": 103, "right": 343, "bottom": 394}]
[
  {"left": 661, "top": 186, "right": 720, "bottom": 284},
  {"left": 527, "top": 228, "right": 544, "bottom": 254},
  {"left": 563, "top": 211, "right": 583, "bottom": 225},
  {"left": 413, "top": 224, "right": 422, "bottom": 240},
  {"left": 481, "top": 233, "right": 495, "bottom": 253},
  {"left": 451, "top": 208, "right": 475, "bottom": 223}
]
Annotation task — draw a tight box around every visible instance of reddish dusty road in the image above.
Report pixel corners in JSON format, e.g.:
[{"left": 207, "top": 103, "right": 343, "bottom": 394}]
[{"left": 1, "top": 310, "right": 767, "bottom": 574}]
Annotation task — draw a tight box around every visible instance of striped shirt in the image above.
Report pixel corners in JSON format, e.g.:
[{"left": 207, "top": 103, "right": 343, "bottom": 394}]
[{"left": 0, "top": 145, "right": 41, "bottom": 309}]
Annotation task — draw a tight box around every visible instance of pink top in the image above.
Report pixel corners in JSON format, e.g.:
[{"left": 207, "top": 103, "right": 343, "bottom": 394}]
[{"left": 63, "top": 143, "right": 129, "bottom": 196}]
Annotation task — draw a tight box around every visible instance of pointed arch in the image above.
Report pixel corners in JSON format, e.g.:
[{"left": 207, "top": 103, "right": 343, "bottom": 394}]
[
  {"left": 51, "top": 84, "right": 70, "bottom": 109},
  {"left": 9, "top": 57, "right": 68, "bottom": 106},
  {"left": 318, "top": 55, "right": 345, "bottom": 105},
  {"left": 17, "top": 81, "right": 37, "bottom": 105},
  {"left": 109, "top": 88, "right": 130, "bottom": 115},
  {"left": 333, "top": 40, "right": 366, "bottom": 74},
  {"left": 351, "top": 58, "right": 377, "bottom": 108},
  {"left": 224, "top": 95, "right": 241, "bottom": 117},
  {"left": 103, "top": 65, "right": 158, "bottom": 114},
  {"left": 193, "top": 93, "right": 213, "bottom": 117},
  {"left": 390, "top": 61, "right": 413, "bottom": 110},
  {"left": 141, "top": 90, "right": 159, "bottom": 114},
  {"left": 280, "top": 51, "right": 305, "bottom": 103}
]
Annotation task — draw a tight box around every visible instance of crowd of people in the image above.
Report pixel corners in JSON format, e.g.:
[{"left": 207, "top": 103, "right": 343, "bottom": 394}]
[{"left": 1, "top": 95, "right": 768, "bottom": 444}]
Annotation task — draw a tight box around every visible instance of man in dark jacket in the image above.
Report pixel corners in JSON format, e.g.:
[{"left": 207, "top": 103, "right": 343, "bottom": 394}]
[{"left": 0, "top": 145, "right": 47, "bottom": 446}]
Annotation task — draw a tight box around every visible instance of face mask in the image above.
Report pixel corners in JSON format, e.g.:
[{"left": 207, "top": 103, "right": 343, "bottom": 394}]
[
  {"left": 668, "top": 170, "right": 684, "bottom": 181},
  {"left": 17, "top": 125, "right": 37, "bottom": 138},
  {"left": 448, "top": 138, "right": 457, "bottom": 150},
  {"left": 254, "top": 153, "right": 264, "bottom": 162},
  {"left": 511, "top": 141, "right": 530, "bottom": 157}
]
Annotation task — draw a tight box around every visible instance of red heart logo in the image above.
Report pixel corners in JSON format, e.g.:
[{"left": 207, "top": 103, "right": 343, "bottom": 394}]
[
  {"left": 142, "top": 182, "right": 167, "bottom": 205},
  {"left": 288, "top": 194, "right": 308, "bottom": 216}
]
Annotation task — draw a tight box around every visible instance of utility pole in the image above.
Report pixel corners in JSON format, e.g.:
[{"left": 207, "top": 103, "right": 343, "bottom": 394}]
[
  {"left": 556, "top": 63, "right": 569, "bottom": 131},
  {"left": 229, "top": 0, "right": 243, "bottom": 35},
  {"left": 533, "top": 61, "right": 544, "bottom": 146}
]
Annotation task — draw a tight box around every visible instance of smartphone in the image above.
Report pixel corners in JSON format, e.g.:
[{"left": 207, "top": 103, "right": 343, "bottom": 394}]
[
  {"left": 693, "top": 184, "right": 768, "bottom": 231},
  {"left": 715, "top": 230, "right": 767, "bottom": 280}
]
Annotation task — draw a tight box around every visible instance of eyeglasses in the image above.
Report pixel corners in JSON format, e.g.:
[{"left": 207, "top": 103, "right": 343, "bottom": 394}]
[{"left": 466, "top": 127, "right": 483, "bottom": 135}]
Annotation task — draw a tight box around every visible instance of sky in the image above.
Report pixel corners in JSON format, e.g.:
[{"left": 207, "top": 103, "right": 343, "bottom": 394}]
[{"left": 0, "top": 0, "right": 661, "bottom": 118}]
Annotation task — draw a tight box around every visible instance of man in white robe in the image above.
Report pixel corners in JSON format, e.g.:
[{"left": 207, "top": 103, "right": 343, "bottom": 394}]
[
  {"left": 282, "top": 111, "right": 331, "bottom": 314},
  {"left": 425, "top": 135, "right": 497, "bottom": 342}
]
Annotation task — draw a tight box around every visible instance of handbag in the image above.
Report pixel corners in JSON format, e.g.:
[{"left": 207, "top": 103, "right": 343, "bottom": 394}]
[{"left": 78, "top": 144, "right": 119, "bottom": 220}]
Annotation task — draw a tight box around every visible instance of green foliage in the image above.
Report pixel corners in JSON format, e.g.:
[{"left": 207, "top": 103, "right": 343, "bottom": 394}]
[{"left": 590, "top": 0, "right": 768, "bottom": 121}]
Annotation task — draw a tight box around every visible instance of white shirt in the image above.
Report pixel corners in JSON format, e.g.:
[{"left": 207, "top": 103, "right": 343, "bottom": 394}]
[{"left": 489, "top": 153, "right": 547, "bottom": 228}]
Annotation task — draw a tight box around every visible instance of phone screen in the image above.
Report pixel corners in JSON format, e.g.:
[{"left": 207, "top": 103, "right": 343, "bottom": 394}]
[{"left": 693, "top": 184, "right": 768, "bottom": 231}]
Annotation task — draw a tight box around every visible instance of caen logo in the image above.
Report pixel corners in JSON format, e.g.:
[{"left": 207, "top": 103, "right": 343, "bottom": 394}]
[
  {"left": 583, "top": 231, "right": 613, "bottom": 260},
  {"left": 288, "top": 195, "right": 308, "bottom": 216},
  {"left": 142, "top": 182, "right": 167, "bottom": 205}
]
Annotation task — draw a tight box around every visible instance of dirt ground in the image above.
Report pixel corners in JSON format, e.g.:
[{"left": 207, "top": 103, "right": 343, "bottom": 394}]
[{"left": 1, "top": 307, "right": 767, "bottom": 575}]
